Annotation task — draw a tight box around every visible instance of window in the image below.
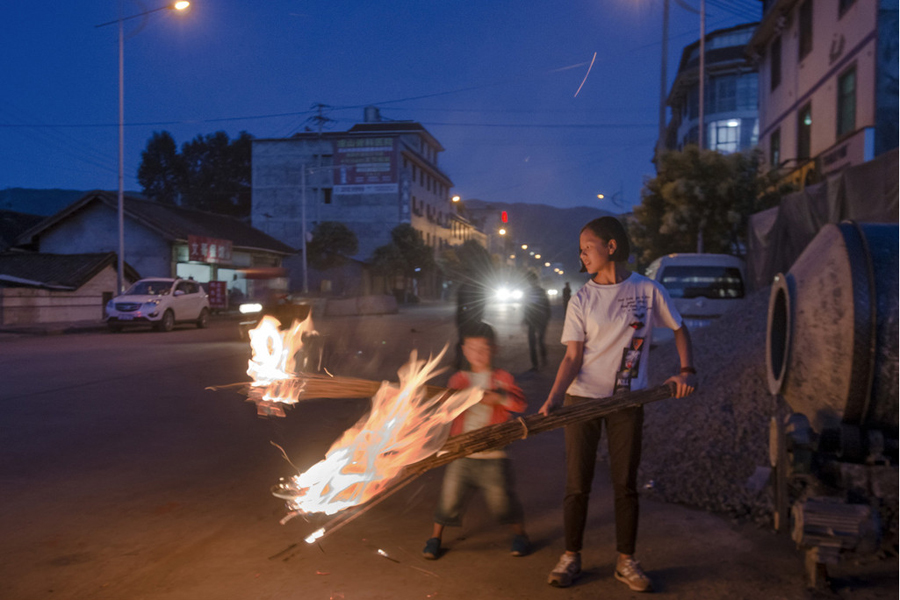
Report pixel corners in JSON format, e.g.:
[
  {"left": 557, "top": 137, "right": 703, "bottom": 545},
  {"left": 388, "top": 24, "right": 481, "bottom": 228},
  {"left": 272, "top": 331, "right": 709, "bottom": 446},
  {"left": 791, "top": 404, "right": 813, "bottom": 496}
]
[
  {"left": 770, "top": 36, "right": 782, "bottom": 90},
  {"left": 837, "top": 67, "right": 856, "bottom": 137},
  {"left": 659, "top": 266, "right": 745, "bottom": 299},
  {"left": 839, "top": 0, "right": 856, "bottom": 17},
  {"left": 323, "top": 188, "right": 332, "bottom": 204},
  {"left": 798, "top": 0, "right": 813, "bottom": 61},
  {"left": 797, "top": 103, "right": 812, "bottom": 160},
  {"left": 770, "top": 129, "right": 781, "bottom": 167},
  {"left": 708, "top": 119, "right": 740, "bottom": 154}
]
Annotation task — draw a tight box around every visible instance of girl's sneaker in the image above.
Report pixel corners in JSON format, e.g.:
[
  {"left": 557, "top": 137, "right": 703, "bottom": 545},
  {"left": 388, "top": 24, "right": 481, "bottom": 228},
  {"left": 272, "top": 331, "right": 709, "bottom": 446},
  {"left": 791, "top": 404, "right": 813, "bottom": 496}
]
[
  {"left": 547, "top": 552, "right": 581, "bottom": 587},
  {"left": 510, "top": 534, "right": 531, "bottom": 557}
]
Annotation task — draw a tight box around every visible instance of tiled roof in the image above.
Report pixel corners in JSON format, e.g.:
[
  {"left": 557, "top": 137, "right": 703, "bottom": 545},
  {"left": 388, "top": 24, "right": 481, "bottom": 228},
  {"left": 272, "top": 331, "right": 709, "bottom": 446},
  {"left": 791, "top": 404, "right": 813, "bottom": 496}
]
[
  {"left": 18, "top": 191, "right": 296, "bottom": 255},
  {"left": 0, "top": 209, "right": 44, "bottom": 252},
  {"left": 0, "top": 251, "right": 138, "bottom": 289}
]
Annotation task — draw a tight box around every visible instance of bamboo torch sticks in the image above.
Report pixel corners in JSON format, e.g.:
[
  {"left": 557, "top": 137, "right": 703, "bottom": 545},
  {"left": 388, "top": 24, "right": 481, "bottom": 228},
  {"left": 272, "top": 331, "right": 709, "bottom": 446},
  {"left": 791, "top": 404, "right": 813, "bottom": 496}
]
[{"left": 299, "top": 383, "right": 675, "bottom": 543}]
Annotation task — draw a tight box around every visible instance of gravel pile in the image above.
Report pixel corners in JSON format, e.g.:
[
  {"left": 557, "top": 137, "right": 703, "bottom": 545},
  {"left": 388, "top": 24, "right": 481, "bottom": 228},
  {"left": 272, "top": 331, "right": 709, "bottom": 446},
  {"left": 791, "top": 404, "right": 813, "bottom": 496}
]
[{"left": 639, "top": 286, "right": 786, "bottom": 526}]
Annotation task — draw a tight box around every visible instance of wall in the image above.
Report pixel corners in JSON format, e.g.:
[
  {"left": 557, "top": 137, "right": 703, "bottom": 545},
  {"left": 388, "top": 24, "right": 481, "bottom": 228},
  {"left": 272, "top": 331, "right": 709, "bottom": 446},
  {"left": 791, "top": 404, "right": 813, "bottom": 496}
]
[
  {"left": 0, "top": 265, "right": 117, "bottom": 325},
  {"left": 759, "top": 0, "right": 879, "bottom": 168},
  {"left": 38, "top": 201, "right": 171, "bottom": 278}
]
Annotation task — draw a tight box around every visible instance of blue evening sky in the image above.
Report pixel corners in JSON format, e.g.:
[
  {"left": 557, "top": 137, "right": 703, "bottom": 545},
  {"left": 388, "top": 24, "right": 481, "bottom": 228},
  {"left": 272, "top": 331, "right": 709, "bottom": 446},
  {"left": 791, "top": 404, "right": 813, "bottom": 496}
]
[{"left": 1, "top": 0, "right": 759, "bottom": 212}]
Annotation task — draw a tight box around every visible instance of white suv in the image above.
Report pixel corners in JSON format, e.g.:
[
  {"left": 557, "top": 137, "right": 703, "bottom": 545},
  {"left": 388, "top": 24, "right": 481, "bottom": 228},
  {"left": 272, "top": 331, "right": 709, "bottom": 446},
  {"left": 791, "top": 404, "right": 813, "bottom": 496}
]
[
  {"left": 106, "top": 278, "right": 210, "bottom": 332},
  {"left": 645, "top": 253, "right": 747, "bottom": 345}
]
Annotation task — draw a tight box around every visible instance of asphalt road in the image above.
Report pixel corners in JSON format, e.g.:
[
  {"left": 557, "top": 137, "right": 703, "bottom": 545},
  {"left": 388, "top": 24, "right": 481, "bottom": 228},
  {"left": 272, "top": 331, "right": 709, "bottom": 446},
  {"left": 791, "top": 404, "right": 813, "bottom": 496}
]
[{"left": 0, "top": 303, "right": 894, "bottom": 599}]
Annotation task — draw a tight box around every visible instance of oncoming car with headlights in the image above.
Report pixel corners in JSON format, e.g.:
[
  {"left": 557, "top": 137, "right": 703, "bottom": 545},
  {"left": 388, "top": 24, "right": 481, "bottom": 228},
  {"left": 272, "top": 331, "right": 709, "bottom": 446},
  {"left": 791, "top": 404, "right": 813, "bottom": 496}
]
[
  {"left": 493, "top": 285, "right": 524, "bottom": 303},
  {"left": 106, "top": 278, "right": 210, "bottom": 332}
]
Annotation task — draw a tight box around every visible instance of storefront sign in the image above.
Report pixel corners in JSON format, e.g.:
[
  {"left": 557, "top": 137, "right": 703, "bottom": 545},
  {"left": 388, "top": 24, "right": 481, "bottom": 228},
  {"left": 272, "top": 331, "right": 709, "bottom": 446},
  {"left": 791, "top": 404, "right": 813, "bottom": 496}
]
[
  {"left": 819, "top": 127, "right": 874, "bottom": 177},
  {"left": 207, "top": 280, "right": 227, "bottom": 309},
  {"left": 333, "top": 137, "right": 397, "bottom": 194},
  {"left": 189, "top": 235, "right": 233, "bottom": 264}
]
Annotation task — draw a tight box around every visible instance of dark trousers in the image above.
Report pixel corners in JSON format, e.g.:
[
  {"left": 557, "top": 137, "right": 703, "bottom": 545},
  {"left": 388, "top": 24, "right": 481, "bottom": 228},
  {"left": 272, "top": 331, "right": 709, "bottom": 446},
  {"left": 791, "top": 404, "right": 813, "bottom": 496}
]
[
  {"left": 563, "top": 394, "right": 644, "bottom": 555},
  {"left": 526, "top": 323, "right": 547, "bottom": 368}
]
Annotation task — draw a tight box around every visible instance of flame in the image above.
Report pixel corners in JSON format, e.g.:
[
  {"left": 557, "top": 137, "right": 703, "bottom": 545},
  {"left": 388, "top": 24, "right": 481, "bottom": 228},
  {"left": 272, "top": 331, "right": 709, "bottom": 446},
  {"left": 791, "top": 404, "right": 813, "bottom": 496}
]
[
  {"left": 274, "top": 348, "right": 482, "bottom": 517},
  {"left": 246, "top": 315, "right": 318, "bottom": 413}
]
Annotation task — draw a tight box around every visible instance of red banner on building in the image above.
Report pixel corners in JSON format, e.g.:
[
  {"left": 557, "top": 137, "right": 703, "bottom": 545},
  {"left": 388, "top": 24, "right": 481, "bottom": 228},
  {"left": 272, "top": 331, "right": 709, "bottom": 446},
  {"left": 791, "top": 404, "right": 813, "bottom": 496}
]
[
  {"left": 206, "top": 281, "right": 227, "bottom": 309},
  {"left": 188, "top": 235, "right": 233, "bottom": 264},
  {"left": 332, "top": 137, "right": 397, "bottom": 195}
]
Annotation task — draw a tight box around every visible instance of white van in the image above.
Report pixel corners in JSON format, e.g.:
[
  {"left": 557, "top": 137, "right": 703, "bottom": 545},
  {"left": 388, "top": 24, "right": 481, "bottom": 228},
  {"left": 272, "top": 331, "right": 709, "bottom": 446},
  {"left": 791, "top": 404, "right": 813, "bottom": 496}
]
[{"left": 645, "top": 253, "right": 747, "bottom": 345}]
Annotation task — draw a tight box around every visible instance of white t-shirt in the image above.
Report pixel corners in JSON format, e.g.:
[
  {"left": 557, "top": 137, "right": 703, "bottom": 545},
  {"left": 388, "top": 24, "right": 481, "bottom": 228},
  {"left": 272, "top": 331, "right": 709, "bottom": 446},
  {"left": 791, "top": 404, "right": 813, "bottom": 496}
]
[
  {"left": 461, "top": 371, "right": 507, "bottom": 459},
  {"left": 561, "top": 272, "right": 682, "bottom": 399}
]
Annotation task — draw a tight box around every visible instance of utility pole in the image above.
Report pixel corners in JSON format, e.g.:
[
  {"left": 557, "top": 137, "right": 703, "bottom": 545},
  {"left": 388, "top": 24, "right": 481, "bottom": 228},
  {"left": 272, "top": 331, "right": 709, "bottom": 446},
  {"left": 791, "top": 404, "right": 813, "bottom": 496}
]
[
  {"left": 657, "top": 0, "right": 670, "bottom": 161},
  {"left": 698, "top": 0, "right": 706, "bottom": 150}
]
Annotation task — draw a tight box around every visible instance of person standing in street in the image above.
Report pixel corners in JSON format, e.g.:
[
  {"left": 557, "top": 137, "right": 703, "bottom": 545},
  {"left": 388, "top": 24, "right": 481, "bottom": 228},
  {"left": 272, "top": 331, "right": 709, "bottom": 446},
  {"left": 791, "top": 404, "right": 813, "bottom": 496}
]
[
  {"left": 539, "top": 216, "right": 697, "bottom": 593},
  {"left": 562, "top": 282, "right": 572, "bottom": 314},
  {"left": 523, "top": 272, "right": 551, "bottom": 371}
]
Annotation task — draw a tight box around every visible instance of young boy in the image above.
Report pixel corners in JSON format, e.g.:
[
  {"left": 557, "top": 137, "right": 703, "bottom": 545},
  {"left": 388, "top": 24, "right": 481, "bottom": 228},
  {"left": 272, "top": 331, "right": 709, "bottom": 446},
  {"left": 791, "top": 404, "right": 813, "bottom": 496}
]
[{"left": 423, "top": 322, "right": 531, "bottom": 559}]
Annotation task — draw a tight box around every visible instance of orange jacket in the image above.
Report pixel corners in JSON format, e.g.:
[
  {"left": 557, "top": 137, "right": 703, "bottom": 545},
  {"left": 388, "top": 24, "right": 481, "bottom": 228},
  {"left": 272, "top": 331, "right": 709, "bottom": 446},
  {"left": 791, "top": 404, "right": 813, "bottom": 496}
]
[{"left": 447, "top": 369, "right": 527, "bottom": 437}]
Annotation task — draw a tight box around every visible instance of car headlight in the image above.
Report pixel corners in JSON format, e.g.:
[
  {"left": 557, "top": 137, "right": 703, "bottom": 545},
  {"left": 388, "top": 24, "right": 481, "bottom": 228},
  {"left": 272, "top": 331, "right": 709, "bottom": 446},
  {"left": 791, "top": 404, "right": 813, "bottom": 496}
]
[
  {"left": 547, "top": 289, "right": 559, "bottom": 297},
  {"left": 495, "top": 288, "right": 511, "bottom": 301},
  {"left": 239, "top": 303, "right": 263, "bottom": 314},
  {"left": 511, "top": 289, "right": 524, "bottom": 300}
]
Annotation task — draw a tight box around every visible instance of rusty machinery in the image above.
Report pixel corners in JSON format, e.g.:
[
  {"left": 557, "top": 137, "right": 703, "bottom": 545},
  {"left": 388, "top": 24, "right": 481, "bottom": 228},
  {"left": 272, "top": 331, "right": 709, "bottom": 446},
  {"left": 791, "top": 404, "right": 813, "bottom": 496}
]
[{"left": 766, "top": 221, "right": 898, "bottom": 587}]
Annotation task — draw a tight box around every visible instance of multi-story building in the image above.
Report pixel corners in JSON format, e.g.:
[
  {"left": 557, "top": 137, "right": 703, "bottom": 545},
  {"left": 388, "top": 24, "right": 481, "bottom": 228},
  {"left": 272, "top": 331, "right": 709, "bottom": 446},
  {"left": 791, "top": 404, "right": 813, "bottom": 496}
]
[
  {"left": 665, "top": 23, "right": 760, "bottom": 153},
  {"left": 252, "top": 108, "right": 483, "bottom": 293},
  {"left": 747, "top": 0, "right": 898, "bottom": 186}
]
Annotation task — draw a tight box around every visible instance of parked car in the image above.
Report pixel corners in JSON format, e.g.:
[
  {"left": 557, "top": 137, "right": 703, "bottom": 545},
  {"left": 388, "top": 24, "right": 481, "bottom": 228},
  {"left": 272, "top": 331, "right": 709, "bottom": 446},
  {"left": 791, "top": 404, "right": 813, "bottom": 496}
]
[
  {"left": 106, "top": 278, "right": 210, "bottom": 332},
  {"left": 645, "top": 253, "right": 747, "bottom": 345}
]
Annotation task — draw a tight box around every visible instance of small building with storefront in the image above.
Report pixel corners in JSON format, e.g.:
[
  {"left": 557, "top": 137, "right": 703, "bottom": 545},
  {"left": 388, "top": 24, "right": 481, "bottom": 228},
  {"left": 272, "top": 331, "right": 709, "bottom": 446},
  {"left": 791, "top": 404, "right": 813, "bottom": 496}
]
[{"left": 15, "top": 190, "right": 295, "bottom": 310}]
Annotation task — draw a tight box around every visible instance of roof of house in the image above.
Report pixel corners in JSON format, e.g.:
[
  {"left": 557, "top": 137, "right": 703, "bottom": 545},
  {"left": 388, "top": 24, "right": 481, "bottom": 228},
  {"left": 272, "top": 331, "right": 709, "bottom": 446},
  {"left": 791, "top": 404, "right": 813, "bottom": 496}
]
[
  {"left": 0, "top": 251, "right": 139, "bottom": 290},
  {"left": 0, "top": 209, "right": 44, "bottom": 252},
  {"left": 16, "top": 191, "right": 296, "bottom": 255}
]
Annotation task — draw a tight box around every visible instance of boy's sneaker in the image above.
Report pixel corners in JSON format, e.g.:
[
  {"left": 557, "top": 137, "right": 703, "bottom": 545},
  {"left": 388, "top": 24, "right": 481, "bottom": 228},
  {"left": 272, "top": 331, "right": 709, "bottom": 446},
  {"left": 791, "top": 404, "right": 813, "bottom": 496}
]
[
  {"left": 547, "top": 552, "right": 581, "bottom": 587},
  {"left": 422, "top": 537, "right": 442, "bottom": 560},
  {"left": 615, "top": 555, "right": 653, "bottom": 592},
  {"left": 510, "top": 534, "right": 531, "bottom": 557}
]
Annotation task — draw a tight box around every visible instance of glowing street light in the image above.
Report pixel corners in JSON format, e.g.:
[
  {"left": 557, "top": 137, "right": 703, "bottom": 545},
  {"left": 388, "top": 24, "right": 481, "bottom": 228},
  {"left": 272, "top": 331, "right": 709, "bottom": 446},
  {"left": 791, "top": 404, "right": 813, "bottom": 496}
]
[
  {"left": 498, "top": 228, "right": 507, "bottom": 236},
  {"left": 544, "top": 262, "right": 551, "bottom": 267},
  {"left": 96, "top": 1, "right": 191, "bottom": 293},
  {"left": 597, "top": 194, "right": 605, "bottom": 199},
  {"left": 452, "top": 195, "right": 461, "bottom": 202},
  {"left": 535, "top": 254, "right": 541, "bottom": 259},
  {"left": 521, "top": 244, "right": 528, "bottom": 250}
]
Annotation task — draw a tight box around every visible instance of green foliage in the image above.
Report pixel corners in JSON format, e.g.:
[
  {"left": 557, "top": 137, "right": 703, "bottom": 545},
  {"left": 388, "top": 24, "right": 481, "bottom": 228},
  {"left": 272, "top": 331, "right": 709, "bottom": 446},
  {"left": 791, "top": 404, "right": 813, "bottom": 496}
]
[
  {"left": 371, "top": 223, "right": 435, "bottom": 279},
  {"left": 137, "top": 130, "right": 253, "bottom": 219},
  {"left": 137, "top": 131, "right": 181, "bottom": 205},
  {"left": 438, "top": 239, "right": 494, "bottom": 284},
  {"left": 631, "top": 146, "right": 792, "bottom": 268},
  {"left": 307, "top": 221, "right": 359, "bottom": 270}
]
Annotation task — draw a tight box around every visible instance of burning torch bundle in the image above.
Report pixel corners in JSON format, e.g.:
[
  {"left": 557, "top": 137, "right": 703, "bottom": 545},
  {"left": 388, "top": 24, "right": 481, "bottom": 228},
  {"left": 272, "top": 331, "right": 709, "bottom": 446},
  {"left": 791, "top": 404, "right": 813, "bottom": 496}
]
[{"left": 213, "top": 315, "right": 675, "bottom": 544}]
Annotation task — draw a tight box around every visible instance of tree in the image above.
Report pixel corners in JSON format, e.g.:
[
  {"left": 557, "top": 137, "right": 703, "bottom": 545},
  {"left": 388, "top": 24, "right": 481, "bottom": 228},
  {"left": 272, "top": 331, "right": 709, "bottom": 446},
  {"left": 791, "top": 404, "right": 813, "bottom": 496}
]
[
  {"left": 631, "top": 147, "right": 792, "bottom": 268},
  {"left": 371, "top": 224, "right": 436, "bottom": 300},
  {"left": 180, "top": 131, "right": 253, "bottom": 218},
  {"left": 137, "top": 130, "right": 254, "bottom": 219},
  {"left": 307, "top": 221, "right": 359, "bottom": 271},
  {"left": 438, "top": 239, "right": 494, "bottom": 285},
  {"left": 137, "top": 131, "right": 182, "bottom": 205}
]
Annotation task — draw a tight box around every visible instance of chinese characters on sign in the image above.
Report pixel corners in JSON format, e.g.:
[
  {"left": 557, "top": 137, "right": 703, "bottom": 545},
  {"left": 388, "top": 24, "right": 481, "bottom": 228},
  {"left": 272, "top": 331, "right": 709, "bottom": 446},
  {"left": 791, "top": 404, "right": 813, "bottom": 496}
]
[
  {"left": 207, "top": 281, "right": 227, "bottom": 309},
  {"left": 188, "top": 235, "right": 233, "bottom": 264},
  {"left": 333, "top": 137, "right": 398, "bottom": 195}
]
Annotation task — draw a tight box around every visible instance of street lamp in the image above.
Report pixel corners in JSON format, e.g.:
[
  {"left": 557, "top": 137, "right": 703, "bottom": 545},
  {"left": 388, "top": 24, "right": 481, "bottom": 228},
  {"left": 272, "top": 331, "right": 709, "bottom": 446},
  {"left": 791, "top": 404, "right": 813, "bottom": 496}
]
[{"left": 97, "top": 1, "right": 190, "bottom": 293}]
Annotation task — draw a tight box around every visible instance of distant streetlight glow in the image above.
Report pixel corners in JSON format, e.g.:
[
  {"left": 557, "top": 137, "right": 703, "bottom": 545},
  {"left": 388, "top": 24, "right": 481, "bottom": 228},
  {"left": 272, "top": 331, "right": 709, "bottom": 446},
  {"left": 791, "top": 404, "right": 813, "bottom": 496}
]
[
  {"left": 174, "top": 1, "right": 190, "bottom": 10},
  {"left": 521, "top": 244, "right": 528, "bottom": 250},
  {"left": 597, "top": 194, "right": 605, "bottom": 199},
  {"left": 535, "top": 254, "right": 541, "bottom": 259},
  {"left": 498, "top": 228, "right": 507, "bottom": 235},
  {"left": 509, "top": 254, "right": 515, "bottom": 259},
  {"left": 544, "top": 262, "right": 551, "bottom": 267},
  {"left": 452, "top": 195, "right": 460, "bottom": 202}
]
